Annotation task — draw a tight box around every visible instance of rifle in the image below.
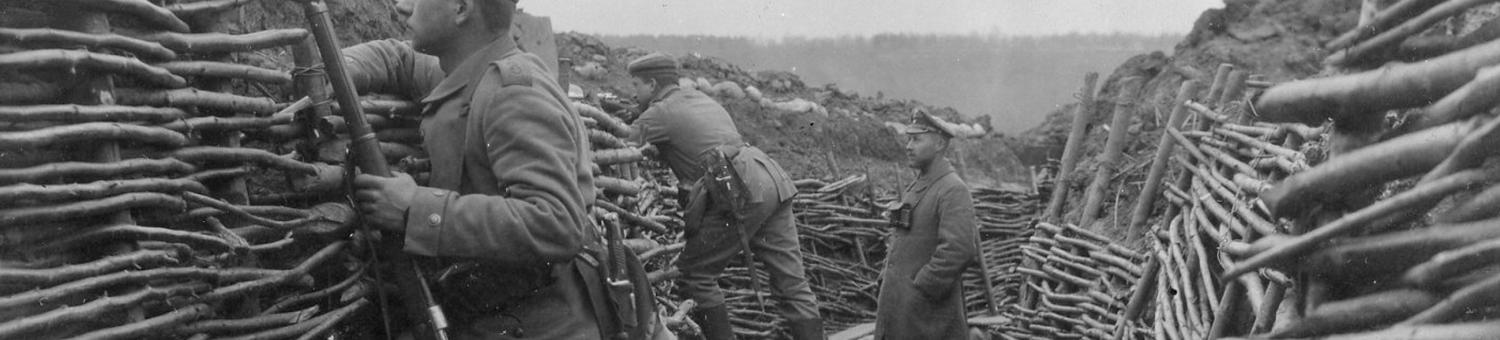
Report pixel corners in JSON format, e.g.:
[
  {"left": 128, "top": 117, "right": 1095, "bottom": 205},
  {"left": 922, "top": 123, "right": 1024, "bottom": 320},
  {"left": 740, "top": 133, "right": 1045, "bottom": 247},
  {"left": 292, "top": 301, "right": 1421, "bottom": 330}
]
[{"left": 297, "top": 1, "right": 450, "bottom": 339}]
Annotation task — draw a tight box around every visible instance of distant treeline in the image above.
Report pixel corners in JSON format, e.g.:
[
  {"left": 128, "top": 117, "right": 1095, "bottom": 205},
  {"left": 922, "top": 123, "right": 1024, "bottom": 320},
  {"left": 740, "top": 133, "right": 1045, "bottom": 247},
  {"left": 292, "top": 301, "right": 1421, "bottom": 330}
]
[{"left": 599, "top": 33, "right": 1181, "bottom": 134}]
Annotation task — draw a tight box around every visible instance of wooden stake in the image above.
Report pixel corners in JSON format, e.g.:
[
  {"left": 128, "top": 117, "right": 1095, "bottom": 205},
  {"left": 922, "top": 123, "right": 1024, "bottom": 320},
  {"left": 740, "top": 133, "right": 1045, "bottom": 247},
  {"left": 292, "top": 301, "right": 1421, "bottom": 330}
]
[
  {"left": 1080, "top": 77, "right": 1146, "bottom": 228},
  {"left": 1043, "top": 73, "right": 1100, "bottom": 222},
  {"left": 1205, "top": 281, "right": 1245, "bottom": 339},
  {"left": 1127, "top": 80, "right": 1203, "bottom": 242}
]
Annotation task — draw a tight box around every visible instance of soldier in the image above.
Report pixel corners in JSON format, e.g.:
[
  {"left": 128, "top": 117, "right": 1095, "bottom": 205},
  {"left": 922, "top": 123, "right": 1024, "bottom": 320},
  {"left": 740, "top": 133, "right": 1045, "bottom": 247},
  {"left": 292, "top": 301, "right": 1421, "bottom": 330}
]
[
  {"left": 625, "top": 52, "right": 826, "bottom": 340},
  {"left": 347, "top": 0, "right": 667, "bottom": 338},
  {"left": 875, "top": 109, "right": 980, "bottom": 340}
]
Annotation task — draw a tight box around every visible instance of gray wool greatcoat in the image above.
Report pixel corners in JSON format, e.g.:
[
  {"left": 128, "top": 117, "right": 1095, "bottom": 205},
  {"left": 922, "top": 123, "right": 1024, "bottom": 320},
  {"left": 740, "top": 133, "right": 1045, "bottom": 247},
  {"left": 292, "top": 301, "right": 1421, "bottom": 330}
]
[
  {"left": 343, "top": 38, "right": 605, "bottom": 339},
  {"left": 875, "top": 158, "right": 979, "bottom": 340}
]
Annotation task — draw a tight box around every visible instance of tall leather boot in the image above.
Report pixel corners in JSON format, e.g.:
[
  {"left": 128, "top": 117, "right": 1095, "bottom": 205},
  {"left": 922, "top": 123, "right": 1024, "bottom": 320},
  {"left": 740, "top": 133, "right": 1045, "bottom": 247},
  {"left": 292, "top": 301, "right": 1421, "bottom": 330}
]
[
  {"left": 787, "top": 318, "right": 825, "bottom": 340},
  {"left": 690, "top": 304, "right": 734, "bottom": 340}
]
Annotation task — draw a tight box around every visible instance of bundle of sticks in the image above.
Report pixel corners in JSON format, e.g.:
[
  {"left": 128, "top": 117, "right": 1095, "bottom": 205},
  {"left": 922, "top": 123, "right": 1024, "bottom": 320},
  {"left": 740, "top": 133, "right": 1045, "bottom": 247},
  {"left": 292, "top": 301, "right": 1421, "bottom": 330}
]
[
  {"left": 1001, "top": 222, "right": 1146, "bottom": 340},
  {"left": 1004, "top": 71, "right": 1160, "bottom": 340},
  {"left": 1203, "top": 1, "right": 1500, "bottom": 338},
  {"left": 1118, "top": 2, "right": 1500, "bottom": 336},
  {"left": 0, "top": 0, "right": 378, "bottom": 339},
  {"left": 1131, "top": 63, "right": 1298, "bottom": 340},
  {"left": 963, "top": 188, "right": 1040, "bottom": 318}
]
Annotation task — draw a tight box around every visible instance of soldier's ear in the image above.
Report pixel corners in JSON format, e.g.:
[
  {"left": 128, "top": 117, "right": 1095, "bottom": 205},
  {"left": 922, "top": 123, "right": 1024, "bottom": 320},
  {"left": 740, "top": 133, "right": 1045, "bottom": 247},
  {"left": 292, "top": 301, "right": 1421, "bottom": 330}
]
[{"left": 451, "top": 0, "right": 475, "bottom": 27}]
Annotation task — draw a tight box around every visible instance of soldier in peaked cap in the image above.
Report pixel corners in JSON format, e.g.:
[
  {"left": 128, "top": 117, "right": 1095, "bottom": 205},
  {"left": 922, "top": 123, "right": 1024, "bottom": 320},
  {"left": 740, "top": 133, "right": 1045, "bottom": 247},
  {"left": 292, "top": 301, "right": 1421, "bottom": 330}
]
[
  {"left": 626, "top": 52, "right": 828, "bottom": 340},
  {"left": 875, "top": 109, "right": 980, "bottom": 340}
]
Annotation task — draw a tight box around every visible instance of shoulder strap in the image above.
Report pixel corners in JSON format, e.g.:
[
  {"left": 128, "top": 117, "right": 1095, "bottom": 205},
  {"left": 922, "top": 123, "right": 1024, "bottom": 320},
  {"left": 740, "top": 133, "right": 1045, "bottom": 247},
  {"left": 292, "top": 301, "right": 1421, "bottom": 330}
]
[
  {"left": 490, "top": 56, "right": 534, "bottom": 88},
  {"left": 454, "top": 54, "right": 534, "bottom": 193}
]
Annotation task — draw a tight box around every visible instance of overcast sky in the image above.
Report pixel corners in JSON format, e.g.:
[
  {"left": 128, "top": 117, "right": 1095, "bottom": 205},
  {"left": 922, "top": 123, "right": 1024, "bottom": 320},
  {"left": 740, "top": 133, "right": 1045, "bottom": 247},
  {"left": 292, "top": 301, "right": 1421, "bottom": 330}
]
[{"left": 521, "top": 0, "right": 1223, "bottom": 37}]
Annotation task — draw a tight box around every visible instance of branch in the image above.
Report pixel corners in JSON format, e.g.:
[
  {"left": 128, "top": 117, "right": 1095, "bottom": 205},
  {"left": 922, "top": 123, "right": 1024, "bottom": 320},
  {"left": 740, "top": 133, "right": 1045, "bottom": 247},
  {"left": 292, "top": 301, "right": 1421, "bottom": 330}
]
[
  {"left": 0, "top": 192, "right": 186, "bottom": 226},
  {"left": 0, "top": 283, "right": 210, "bottom": 339},
  {"left": 0, "top": 104, "right": 187, "bottom": 123},
  {"left": 56, "top": 0, "right": 191, "bottom": 32},
  {"left": 0, "top": 158, "right": 195, "bottom": 185},
  {"left": 70, "top": 303, "right": 213, "bottom": 340},
  {"left": 128, "top": 29, "right": 311, "bottom": 54},
  {"left": 0, "top": 178, "right": 206, "bottom": 205},
  {"left": 156, "top": 61, "right": 292, "bottom": 85},
  {"left": 0, "top": 27, "right": 175, "bottom": 60},
  {"left": 0, "top": 122, "right": 187, "bottom": 150},
  {"left": 0, "top": 49, "right": 186, "bottom": 88}
]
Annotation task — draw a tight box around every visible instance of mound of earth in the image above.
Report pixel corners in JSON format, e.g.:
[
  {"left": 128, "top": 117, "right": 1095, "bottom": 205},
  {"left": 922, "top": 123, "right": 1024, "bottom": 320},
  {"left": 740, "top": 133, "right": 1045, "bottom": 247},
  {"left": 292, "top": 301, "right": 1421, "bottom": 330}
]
[
  {"left": 557, "top": 32, "right": 1032, "bottom": 193},
  {"left": 1014, "top": 0, "right": 1363, "bottom": 241}
]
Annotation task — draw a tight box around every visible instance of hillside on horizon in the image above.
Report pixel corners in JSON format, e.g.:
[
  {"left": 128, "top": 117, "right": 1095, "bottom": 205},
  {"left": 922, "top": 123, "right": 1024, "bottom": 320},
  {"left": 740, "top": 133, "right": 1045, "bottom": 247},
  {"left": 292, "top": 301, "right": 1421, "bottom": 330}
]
[{"left": 598, "top": 33, "right": 1181, "bottom": 135}]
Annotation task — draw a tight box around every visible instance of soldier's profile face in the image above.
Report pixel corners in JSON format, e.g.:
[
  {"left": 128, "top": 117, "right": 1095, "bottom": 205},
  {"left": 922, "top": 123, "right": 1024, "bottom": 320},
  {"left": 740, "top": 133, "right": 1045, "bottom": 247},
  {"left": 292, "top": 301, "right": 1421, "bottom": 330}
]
[
  {"left": 630, "top": 77, "right": 655, "bottom": 103},
  {"left": 397, "top": 0, "right": 458, "bottom": 54},
  {"left": 904, "top": 132, "right": 945, "bottom": 170}
]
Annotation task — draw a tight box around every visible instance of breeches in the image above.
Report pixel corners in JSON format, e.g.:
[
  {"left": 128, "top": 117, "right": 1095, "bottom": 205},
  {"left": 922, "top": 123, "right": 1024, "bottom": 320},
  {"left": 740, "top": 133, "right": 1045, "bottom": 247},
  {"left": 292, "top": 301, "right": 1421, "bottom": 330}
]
[{"left": 677, "top": 196, "right": 821, "bottom": 321}]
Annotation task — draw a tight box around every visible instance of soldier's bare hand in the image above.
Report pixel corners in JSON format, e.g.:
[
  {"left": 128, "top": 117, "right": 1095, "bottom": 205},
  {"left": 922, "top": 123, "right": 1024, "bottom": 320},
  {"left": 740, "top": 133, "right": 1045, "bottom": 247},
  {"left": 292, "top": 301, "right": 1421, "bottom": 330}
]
[{"left": 353, "top": 172, "right": 417, "bottom": 232}]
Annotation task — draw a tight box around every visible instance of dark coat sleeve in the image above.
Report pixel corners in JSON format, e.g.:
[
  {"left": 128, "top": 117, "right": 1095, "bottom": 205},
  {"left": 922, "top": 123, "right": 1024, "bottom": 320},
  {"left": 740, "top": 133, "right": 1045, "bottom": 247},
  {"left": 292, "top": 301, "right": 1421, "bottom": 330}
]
[
  {"left": 339, "top": 39, "right": 443, "bottom": 99},
  {"left": 911, "top": 183, "right": 978, "bottom": 300},
  {"left": 400, "top": 66, "right": 587, "bottom": 265}
]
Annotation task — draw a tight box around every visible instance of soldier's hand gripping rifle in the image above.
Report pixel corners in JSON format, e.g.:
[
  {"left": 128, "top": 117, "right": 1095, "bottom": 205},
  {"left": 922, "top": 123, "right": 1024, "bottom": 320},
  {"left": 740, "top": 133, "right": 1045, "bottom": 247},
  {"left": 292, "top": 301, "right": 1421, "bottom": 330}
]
[{"left": 296, "top": 1, "right": 450, "bottom": 340}]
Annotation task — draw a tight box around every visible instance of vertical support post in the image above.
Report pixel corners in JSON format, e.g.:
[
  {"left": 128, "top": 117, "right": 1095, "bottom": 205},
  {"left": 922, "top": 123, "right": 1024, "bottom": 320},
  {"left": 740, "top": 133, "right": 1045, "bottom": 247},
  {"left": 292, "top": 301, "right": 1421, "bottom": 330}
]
[
  {"left": 293, "top": 38, "right": 334, "bottom": 161},
  {"left": 1022, "top": 74, "right": 1096, "bottom": 310},
  {"left": 1206, "top": 281, "right": 1246, "bottom": 339},
  {"left": 1204, "top": 64, "right": 1236, "bottom": 113},
  {"left": 1250, "top": 281, "right": 1287, "bottom": 334},
  {"left": 52, "top": 3, "right": 145, "bottom": 327},
  {"left": 1112, "top": 257, "right": 1161, "bottom": 339},
  {"left": 1042, "top": 73, "right": 1100, "bottom": 222},
  {"left": 1079, "top": 77, "right": 1145, "bottom": 228},
  {"left": 1215, "top": 71, "right": 1251, "bottom": 113},
  {"left": 186, "top": 6, "right": 260, "bottom": 316},
  {"left": 191, "top": 8, "right": 249, "bottom": 206},
  {"left": 1126, "top": 81, "right": 1203, "bottom": 242}
]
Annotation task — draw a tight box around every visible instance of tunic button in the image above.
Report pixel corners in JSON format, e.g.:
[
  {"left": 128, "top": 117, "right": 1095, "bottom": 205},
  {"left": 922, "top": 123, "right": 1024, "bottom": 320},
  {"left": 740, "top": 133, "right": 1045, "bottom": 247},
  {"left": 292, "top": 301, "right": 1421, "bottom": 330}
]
[{"left": 427, "top": 214, "right": 442, "bottom": 226}]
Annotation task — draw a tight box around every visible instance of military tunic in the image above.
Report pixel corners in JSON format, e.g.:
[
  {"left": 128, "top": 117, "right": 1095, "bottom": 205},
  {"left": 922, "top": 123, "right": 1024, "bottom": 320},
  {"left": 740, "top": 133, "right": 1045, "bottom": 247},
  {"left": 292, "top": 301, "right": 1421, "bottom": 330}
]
[
  {"left": 631, "top": 86, "right": 821, "bottom": 320},
  {"left": 875, "top": 159, "right": 978, "bottom": 340},
  {"left": 343, "top": 38, "right": 603, "bottom": 339}
]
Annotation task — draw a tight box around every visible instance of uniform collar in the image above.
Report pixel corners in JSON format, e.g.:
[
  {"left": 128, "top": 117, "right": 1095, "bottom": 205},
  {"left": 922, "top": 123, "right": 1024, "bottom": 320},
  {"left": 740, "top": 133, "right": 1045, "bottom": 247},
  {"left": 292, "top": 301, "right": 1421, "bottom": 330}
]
[
  {"left": 906, "top": 158, "right": 954, "bottom": 194},
  {"left": 420, "top": 36, "right": 520, "bottom": 105},
  {"left": 649, "top": 85, "right": 682, "bottom": 104}
]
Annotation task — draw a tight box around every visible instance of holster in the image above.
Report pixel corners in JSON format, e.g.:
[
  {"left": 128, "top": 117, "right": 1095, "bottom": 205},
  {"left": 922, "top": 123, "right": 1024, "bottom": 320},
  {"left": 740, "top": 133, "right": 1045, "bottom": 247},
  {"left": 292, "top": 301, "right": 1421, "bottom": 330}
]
[
  {"left": 576, "top": 246, "right": 659, "bottom": 340},
  {"left": 699, "top": 144, "right": 749, "bottom": 215}
]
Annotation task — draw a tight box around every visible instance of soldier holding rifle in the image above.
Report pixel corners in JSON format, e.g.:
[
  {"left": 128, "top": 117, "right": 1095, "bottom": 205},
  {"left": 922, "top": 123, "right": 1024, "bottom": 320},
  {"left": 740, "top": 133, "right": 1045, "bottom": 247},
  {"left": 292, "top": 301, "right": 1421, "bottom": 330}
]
[{"left": 339, "top": 0, "right": 667, "bottom": 338}]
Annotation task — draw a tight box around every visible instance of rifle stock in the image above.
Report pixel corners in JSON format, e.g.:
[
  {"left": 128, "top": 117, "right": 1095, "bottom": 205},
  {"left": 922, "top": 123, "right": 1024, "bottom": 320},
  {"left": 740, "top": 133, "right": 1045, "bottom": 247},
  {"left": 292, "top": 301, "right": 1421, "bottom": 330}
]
[{"left": 298, "top": 1, "right": 450, "bottom": 340}]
